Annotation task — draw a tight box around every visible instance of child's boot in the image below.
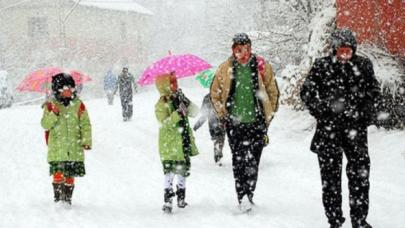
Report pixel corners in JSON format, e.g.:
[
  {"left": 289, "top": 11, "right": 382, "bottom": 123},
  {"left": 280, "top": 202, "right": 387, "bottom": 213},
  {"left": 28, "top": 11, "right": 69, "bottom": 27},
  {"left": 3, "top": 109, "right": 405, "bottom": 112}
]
[
  {"left": 52, "top": 182, "right": 63, "bottom": 202},
  {"left": 176, "top": 186, "right": 188, "bottom": 208},
  {"left": 162, "top": 188, "right": 175, "bottom": 213},
  {"left": 63, "top": 184, "right": 75, "bottom": 205}
]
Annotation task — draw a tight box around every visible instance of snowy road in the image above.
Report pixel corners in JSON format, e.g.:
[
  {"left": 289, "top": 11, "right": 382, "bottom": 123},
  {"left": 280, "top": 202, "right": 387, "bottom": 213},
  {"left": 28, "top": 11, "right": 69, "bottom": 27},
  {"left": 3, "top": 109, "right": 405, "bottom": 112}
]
[{"left": 1, "top": 87, "right": 404, "bottom": 228}]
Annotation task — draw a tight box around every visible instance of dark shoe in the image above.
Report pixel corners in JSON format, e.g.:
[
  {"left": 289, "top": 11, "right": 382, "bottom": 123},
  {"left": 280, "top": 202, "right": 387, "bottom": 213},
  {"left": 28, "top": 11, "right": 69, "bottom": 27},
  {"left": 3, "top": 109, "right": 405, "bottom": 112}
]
[
  {"left": 63, "top": 184, "right": 75, "bottom": 205},
  {"left": 164, "top": 188, "right": 175, "bottom": 203},
  {"left": 162, "top": 188, "right": 175, "bottom": 213},
  {"left": 353, "top": 221, "right": 372, "bottom": 228},
  {"left": 176, "top": 187, "right": 188, "bottom": 208},
  {"left": 52, "top": 182, "right": 63, "bottom": 202},
  {"left": 330, "top": 217, "right": 345, "bottom": 228}
]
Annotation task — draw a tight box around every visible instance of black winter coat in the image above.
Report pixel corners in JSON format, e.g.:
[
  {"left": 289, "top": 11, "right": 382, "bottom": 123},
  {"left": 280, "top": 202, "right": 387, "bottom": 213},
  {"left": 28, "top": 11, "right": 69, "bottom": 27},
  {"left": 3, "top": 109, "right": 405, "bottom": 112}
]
[{"left": 300, "top": 55, "right": 381, "bottom": 152}]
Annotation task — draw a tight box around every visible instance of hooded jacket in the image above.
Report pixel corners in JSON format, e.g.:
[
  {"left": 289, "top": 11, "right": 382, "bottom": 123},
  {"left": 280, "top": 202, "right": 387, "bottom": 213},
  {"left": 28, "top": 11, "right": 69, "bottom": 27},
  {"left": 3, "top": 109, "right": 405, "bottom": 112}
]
[
  {"left": 41, "top": 97, "right": 92, "bottom": 162},
  {"left": 300, "top": 29, "right": 381, "bottom": 152}
]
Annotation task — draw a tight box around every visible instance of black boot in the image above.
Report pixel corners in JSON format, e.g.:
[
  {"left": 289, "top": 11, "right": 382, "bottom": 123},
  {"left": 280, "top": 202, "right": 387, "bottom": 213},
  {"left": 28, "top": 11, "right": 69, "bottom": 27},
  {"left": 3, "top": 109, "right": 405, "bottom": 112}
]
[
  {"left": 162, "top": 188, "right": 175, "bottom": 213},
  {"left": 52, "top": 182, "right": 63, "bottom": 202},
  {"left": 176, "top": 186, "right": 188, "bottom": 208},
  {"left": 352, "top": 220, "right": 372, "bottom": 228},
  {"left": 63, "top": 184, "right": 75, "bottom": 205},
  {"left": 330, "top": 217, "right": 345, "bottom": 228}
]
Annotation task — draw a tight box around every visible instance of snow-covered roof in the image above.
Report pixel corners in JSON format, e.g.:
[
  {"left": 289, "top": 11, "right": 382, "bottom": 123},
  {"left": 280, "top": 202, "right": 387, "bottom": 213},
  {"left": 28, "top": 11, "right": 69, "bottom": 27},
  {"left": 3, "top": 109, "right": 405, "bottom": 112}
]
[{"left": 73, "top": 0, "right": 153, "bottom": 15}]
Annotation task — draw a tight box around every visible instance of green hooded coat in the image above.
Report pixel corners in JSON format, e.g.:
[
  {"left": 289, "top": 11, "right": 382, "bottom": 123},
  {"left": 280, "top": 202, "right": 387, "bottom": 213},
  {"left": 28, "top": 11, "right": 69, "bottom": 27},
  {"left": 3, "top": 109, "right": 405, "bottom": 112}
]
[
  {"left": 155, "top": 75, "right": 199, "bottom": 162},
  {"left": 41, "top": 98, "right": 92, "bottom": 162}
]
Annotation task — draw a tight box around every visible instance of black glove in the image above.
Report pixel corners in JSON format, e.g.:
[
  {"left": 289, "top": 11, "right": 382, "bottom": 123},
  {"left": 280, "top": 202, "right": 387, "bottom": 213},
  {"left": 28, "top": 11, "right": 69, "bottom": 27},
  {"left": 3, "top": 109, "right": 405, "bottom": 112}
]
[{"left": 177, "top": 102, "right": 188, "bottom": 117}]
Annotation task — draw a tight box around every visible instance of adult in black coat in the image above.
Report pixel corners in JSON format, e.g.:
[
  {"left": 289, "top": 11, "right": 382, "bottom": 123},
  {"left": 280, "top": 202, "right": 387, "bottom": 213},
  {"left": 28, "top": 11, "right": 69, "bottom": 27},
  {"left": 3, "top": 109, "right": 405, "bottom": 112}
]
[{"left": 300, "top": 28, "right": 381, "bottom": 228}]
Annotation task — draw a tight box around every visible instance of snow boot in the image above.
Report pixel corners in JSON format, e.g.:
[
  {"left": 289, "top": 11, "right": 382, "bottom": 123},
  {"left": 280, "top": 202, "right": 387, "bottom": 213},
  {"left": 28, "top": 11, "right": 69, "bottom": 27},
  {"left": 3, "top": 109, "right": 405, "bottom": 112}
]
[
  {"left": 176, "top": 186, "right": 188, "bottom": 208},
  {"left": 162, "top": 188, "right": 175, "bottom": 213},
  {"left": 330, "top": 217, "right": 345, "bottom": 228},
  {"left": 214, "top": 155, "right": 223, "bottom": 166},
  {"left": 353, "top": 220, "right": 372, "bottom": 228},
  {"left": 52, "top": 182, "right": 63, "bottom": 202},
  {"left": 238, "top": 196, "right": 252, "bottom": 213},
  {"left": 63, "top": 184, "right": 74, "bottom": 205}
]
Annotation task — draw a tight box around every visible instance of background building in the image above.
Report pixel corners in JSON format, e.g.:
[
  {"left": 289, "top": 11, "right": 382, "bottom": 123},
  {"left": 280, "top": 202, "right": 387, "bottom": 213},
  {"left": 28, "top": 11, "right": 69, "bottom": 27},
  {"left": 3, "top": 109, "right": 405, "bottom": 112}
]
[{"left": 0, "top": 0, "right": 153, "bottom": 100}]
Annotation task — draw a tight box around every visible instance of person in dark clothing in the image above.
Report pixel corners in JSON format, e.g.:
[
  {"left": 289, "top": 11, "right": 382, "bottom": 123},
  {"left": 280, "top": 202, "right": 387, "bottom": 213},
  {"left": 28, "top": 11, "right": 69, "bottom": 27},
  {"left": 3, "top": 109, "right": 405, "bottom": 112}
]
[
  {"left": 193, "top": 94, "right": 226, "bottom": 166},
  {"left": 211, "top": 33, "right": 279, "bottom": 212},
  {"left": 300, "top": 28, "right": 381, "bottom": 228},
  {"left": 117, "top": 67, "right": 136, "bottom": 121}
]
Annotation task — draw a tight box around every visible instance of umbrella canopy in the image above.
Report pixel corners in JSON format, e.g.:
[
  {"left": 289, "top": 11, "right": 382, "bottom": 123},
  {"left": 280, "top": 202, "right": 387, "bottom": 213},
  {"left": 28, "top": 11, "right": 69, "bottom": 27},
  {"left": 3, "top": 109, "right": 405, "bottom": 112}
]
[
  {"left": 195, "top": 68, "right": 216, "bottom": 88},
  {"left": 138, "top": 54, "right": 211, "bottom": 86},
  {"left": 17, "top": 67, "right": 91, "bottom": 93}
]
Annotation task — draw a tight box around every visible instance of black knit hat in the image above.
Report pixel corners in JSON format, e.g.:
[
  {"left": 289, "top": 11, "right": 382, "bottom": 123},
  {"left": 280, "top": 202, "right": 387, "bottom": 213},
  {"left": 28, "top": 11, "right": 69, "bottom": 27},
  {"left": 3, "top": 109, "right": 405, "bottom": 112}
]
[
  {"left": 52, "top": 73, "right": 75, "bottom": 93},
  {"left": 330, "top": 28, "right": 357, "bottom": 53},
  {"left": 232, "top": 33, "right": 251, "bottom": 47}
]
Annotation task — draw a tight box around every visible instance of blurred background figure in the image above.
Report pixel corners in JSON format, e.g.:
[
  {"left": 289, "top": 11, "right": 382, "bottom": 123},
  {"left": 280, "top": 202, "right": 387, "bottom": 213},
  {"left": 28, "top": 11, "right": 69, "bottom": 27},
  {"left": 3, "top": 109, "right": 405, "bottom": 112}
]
[
  {"left": 103, "top": 69, "right": 117, "bottom": 105},
  {"left": 117, "top": 67, "right": 136, "bottom": 121}
]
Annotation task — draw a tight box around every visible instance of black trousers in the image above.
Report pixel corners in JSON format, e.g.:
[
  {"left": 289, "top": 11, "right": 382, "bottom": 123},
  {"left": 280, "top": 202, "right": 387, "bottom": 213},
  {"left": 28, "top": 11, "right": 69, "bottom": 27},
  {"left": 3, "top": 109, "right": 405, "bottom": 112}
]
[
  {"left": 317, "top": 126, "right": 370, "bottom": 227},
  {"left": 226, "top": 121, "right": 265, "bottom": 202},
  {"left": 120, "top": 95, "right": 133, "bottom": 119}
]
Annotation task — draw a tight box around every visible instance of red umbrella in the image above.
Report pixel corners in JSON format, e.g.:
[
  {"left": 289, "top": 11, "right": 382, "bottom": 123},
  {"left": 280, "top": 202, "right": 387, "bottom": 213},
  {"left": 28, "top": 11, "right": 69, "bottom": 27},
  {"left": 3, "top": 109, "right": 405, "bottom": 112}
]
[{"left": 17, "top": 67, "right": 91, "bottom": 93}]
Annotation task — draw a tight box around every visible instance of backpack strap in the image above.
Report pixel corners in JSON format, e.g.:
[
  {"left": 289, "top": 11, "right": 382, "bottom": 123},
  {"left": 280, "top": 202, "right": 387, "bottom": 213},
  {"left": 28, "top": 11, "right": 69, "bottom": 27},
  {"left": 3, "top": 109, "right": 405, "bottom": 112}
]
[
  {"left": 257, "top": 56, "right": 266, "bottom": 80},
  {"left": 78, "top": 102, "right": 86, "bottom": 119}
]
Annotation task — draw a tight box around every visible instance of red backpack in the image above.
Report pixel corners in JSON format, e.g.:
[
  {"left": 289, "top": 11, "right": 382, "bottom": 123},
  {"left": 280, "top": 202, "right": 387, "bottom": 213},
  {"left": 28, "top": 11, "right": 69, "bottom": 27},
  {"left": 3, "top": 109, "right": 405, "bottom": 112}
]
[{"left": 44, "top": 102, "right": 86, "bottom": 145}]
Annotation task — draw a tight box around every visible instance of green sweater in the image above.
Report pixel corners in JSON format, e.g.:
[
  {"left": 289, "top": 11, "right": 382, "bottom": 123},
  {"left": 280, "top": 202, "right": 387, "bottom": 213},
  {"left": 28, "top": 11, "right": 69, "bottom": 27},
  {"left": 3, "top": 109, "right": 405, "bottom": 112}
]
[{"left": 231, "top": 63, "right": 256, "bottom": 123}]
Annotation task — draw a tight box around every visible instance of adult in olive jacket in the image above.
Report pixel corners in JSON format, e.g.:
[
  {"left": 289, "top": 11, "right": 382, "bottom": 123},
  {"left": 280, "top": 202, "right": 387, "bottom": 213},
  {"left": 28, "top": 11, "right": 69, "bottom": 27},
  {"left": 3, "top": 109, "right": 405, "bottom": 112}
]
[
  {"left": 300, "top": 28, "right": 381, "bottom": 228},
  {"left": 41, "top": 73, "right": 92, "bottom": 205},
  {"left": 210, "top": 33, "right": 279, "bottom": 211}
]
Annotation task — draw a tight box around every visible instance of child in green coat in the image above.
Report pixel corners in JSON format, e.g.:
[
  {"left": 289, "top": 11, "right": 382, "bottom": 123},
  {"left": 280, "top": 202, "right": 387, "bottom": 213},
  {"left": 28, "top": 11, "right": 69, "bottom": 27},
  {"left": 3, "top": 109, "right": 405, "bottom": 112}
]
[
  {"left": 155, "top": 73, "right": 199, "bottom": 213},
  {"left": 41, "top": 73, "right": 92, "bottom": 205}
]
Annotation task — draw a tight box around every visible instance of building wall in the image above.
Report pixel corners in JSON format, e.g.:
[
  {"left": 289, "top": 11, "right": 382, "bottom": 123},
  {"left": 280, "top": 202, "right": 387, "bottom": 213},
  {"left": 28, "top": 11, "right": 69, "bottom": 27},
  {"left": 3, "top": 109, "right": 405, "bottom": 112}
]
[
  {"left": 336, "top": 0, "right": 404, "bottom": 57},
  {"left": 0, "top": 0, "right": 151, "bottom": 100}
]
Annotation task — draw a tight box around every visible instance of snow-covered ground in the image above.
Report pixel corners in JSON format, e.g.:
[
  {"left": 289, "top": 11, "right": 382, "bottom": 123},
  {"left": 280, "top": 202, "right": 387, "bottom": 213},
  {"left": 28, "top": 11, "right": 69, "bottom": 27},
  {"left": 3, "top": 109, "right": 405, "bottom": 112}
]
[{"left": 1, "top": 87, "right": 404, "bottom": 228}]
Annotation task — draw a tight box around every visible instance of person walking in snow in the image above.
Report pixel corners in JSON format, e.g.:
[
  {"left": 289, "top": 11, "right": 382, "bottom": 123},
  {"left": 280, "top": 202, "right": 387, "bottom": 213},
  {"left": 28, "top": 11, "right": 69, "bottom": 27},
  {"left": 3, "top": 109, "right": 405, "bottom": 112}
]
[
  {"left": 300, "top": 28, "right": 381, "bottom": 228},
  {"left": 117, "top": 67, "right": 136, "bottom": 121},
  {"left": 104, "top": 69, "right": 117, "bottom": 105},
  {"left": 41, "top": 73, "right": 92, "bottom": 206},
  {"left": 155, "top": 73, "right": 199, "bottom": 213},
  {"left": 193, "top": 93, "right": 226, "bottom": 166},
  {"left": 210, "top": 33, "right": 279, "bottom": 212}
]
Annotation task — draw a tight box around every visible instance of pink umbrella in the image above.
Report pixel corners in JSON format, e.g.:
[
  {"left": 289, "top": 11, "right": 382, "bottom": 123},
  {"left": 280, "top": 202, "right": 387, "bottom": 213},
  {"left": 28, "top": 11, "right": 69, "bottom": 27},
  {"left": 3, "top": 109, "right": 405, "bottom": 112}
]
[
  {"left": 138, "top": 53, "right": 212, "bottom": 86},
  {"left": 17, "top": 67, "right": 92, "bottom": 93}
]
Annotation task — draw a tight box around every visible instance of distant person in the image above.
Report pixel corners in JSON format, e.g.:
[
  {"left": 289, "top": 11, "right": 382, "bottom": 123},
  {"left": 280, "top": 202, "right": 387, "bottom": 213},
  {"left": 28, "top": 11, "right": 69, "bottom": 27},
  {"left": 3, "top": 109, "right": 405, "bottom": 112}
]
[
  {"left": 300, "top": 28, "right": 381, "bottom": 228},
  {"left": 193, "top": 93, "right": 226, "bottom": 166},
  {"left": 117, "top": 67, "right": 136, "bottom": 121},
  {"left": 155, "top": 73, "right": 199, "bottom": 213},
  {"left": 41, "top": 73, "right": 92, "bottom": 206},
  {"left": 104, "top": 69, "right": 117, "bottom": 105}
]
